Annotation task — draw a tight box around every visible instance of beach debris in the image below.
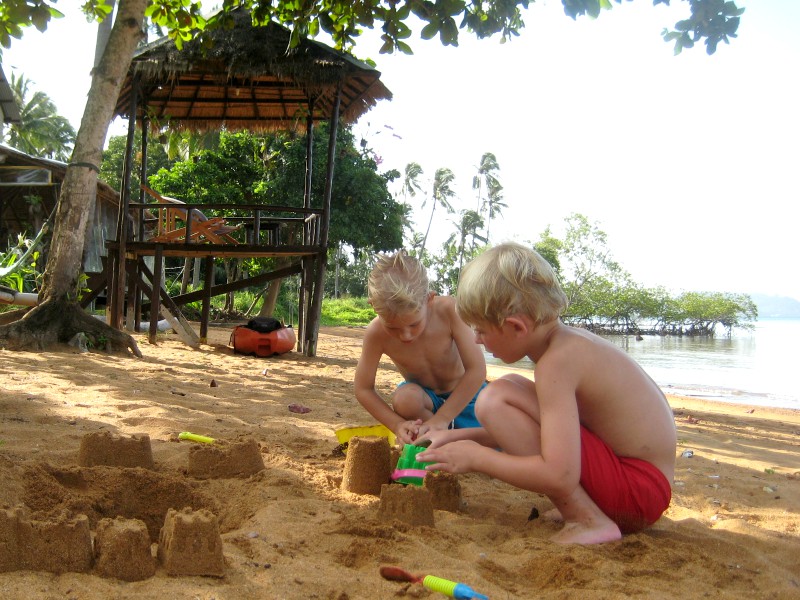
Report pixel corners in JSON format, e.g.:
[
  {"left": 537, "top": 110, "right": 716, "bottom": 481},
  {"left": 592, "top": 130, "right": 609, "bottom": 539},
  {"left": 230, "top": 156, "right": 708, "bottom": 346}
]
[
  {"left": 68, "top": 332, "right": 90, "bottom": 353},
  {"left": 745, "top": 408, "right": 755, "bottom": 414},
  {"left": 261, "top": 368, "right": 269, "bottom": 376},
  {"left": 210, "top": 379, "right": 218, "bottom": 387},
  {"left": 681, "top": 450, "right": 694, "bottom": 458},
  {"left": 762, "top": 486, "right": 776, "bottom": 493},
  {"left": 528, "top": 506, "right": 540, "bottom": 521},
  {"left": 288, "top": 403, "right": 311, "bottom": 414},
  {"left": 684, "top": 415, "right": 700, "bottom": 424},
  {"left": 170, "top": 389, "right": 186, "bottom": 396}
]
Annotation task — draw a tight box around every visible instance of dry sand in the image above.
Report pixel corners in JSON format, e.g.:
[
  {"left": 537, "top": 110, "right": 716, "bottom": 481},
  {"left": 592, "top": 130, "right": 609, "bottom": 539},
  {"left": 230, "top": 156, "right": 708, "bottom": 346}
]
[{"left": 0, "top": 324, "right": 798, "bottom": 599}]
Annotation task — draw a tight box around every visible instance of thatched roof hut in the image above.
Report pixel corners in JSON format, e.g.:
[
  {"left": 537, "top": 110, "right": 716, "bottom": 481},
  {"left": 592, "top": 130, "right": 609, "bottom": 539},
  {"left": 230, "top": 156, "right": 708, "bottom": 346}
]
[
  {"left": 113, "top": 10, "right": 392, "bottom": 132},
  {"left": 108, "top": 10, "right": 392, "bottom": 355}
]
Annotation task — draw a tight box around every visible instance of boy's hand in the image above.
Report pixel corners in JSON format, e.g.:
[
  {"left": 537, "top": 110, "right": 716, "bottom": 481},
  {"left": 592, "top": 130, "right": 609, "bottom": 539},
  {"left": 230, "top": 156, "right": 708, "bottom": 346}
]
[
  {"left": 416, "top": 429, "right": 459, "bottom": 450},
  {"left": 416, "top": 419, "right": 449, "bottom": 439},
  {"left": 394, "top": 419, "right": 423, "bottom": 445},
  {"left": 417, "top": 440, "right": 481, "bottom": 474}
]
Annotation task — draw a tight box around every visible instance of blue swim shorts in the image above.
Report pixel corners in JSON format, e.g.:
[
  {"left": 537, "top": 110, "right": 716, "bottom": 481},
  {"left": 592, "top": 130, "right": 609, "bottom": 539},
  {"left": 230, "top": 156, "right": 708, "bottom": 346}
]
[{"left": 396, "top": 381, "right": 487, "bottom": 429}]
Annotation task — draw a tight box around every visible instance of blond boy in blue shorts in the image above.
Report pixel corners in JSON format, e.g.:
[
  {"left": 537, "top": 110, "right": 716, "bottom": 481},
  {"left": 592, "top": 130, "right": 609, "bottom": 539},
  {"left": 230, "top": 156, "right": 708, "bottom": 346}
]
[{"left": 354, "top": 251, "right": 487, "bottom": 445}]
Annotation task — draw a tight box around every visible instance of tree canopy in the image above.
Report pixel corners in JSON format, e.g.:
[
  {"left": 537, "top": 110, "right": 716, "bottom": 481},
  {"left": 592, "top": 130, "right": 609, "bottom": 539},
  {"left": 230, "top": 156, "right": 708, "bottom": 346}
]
[
  {"left": 144, "top": 127, "right": 406, "bottom": 254},
  {"left": 1, "top": 0, "right": 744, "bottom": 58}
]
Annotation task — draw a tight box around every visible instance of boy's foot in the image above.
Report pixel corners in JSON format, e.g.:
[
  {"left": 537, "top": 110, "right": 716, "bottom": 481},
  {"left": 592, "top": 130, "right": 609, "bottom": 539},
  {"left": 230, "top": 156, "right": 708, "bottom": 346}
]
[
  {"left": 542, "top": 508, "right": 563, "bottom": 522},
  {"left": 551, "top": 520, "right": 622, "bottom": 545}
]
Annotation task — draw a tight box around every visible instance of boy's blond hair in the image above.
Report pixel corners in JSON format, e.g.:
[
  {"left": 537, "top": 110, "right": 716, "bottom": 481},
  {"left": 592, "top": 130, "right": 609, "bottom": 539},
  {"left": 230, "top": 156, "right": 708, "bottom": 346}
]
[
  {"left": 457, "top": 242, "right": 567, "bottom": 327},
  {"left": 368, "top": 251, "right": 430, "bottom": 316}
]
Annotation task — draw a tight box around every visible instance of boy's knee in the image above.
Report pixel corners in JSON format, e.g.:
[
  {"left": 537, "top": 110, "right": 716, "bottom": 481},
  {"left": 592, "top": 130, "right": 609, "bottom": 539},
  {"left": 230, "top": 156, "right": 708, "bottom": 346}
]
[
  {"left": 475, "top": 379, "right": 517, "bottom": 418},
  {"left": 475, "top": 382, "right": 501, "bottom": 417},
  {"left": 392, "top": 383, "right": 426, "bottom": 414}
]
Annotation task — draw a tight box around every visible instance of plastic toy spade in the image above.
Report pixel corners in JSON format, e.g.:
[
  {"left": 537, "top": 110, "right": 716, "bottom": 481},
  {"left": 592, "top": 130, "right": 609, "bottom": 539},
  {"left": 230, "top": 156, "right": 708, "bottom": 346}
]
[
  {"left": 178, "top": 431, "right": 215, "bottom": 444},
  {"left": 380, "top": 565, "right": 489, "bottom": 600}
]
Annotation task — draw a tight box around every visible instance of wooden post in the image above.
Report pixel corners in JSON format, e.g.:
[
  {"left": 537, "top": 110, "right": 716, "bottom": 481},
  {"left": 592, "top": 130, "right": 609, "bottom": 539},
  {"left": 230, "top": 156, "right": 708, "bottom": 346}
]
[
  {"left": 296, "top": 100, "right": 315, "bottom": 354},
  {"left": 149, "top": 244, "right": 163, "bottom": 344},
  {"left": 201, "top": 256, "right": 214, "bottom": 343},
  {"left": 111, "top": 77, "right": 138, "bottom": 330},
  {"left": 305, "top": 83, "right": 341, "bottom": 356}
]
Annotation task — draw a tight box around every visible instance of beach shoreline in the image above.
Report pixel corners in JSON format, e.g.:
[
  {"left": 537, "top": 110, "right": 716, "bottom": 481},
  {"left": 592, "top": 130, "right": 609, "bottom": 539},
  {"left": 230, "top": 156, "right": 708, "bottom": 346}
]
[{"left": 0, "top": 324, "right": 798, "bottom": 599}]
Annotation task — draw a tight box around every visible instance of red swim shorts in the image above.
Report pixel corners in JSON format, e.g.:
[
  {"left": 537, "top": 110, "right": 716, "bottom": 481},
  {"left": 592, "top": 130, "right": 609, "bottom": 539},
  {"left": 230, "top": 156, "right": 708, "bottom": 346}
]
[{"left": 580, "top": 426, "right": 672, "bottom": 534}]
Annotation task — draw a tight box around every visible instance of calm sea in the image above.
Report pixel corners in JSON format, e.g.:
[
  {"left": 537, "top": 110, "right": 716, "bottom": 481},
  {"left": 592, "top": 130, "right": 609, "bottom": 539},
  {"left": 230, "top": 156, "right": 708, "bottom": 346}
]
[{"left": 483, "top": 318, "right": 800, "bottom": 410}]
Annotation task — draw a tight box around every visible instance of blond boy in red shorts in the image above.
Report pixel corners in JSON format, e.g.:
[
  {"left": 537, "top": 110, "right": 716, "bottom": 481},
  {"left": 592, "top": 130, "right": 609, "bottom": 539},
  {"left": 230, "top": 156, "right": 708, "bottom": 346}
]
[{"left": 418, "top": 242, "right": 676, "bottom": 544}]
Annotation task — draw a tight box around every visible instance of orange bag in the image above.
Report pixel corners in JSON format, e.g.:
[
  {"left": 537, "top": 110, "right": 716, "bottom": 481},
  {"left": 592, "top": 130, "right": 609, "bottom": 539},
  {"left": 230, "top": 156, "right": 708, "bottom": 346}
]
[{"left": 230, "top": 325, "right": 296, "bottom": 357}]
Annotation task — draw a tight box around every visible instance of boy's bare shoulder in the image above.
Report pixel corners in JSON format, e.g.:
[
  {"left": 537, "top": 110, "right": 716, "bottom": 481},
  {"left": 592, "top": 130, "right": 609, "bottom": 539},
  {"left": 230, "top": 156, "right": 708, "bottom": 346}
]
[
  {"left": 537, "top": 324, "right": 606, "bottom": 365},
  {"left": 430, "top": 295, "right": 458, "bottom": 318}
]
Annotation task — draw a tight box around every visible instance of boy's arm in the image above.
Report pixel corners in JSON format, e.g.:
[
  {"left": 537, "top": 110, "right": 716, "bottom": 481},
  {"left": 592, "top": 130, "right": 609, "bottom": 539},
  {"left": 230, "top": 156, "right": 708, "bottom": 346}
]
[
  {"left": 354, "top": 324, "right": 414, "bottom": 440},
  {"left": 419, "top": 300, "right": 487, "bottom": 433},
  {"left": 420, "top": 426, "right": 496, "bottom": 448},
  {"left": 420, "top": 356, "right": 583, "bottom": 498}
]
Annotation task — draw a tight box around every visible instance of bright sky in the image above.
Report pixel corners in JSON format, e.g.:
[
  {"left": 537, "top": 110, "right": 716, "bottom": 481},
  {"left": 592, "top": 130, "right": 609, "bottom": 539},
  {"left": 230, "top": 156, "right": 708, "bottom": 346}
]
[{"left": 4, "top": 0, "right": 799, "bottom": 301}]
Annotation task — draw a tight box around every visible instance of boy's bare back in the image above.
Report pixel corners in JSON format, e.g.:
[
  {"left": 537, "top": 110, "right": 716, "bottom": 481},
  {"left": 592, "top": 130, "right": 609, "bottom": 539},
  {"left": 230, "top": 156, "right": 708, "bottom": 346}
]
[{"left": 536, "top": 323, "right": 676, "bottom": 480}]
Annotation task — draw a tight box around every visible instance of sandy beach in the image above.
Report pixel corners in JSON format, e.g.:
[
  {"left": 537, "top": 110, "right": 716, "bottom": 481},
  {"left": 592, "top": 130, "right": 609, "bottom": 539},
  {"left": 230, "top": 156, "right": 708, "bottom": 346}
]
[{"left": 0, "top": 324, "right": 798, "bottom": 599}]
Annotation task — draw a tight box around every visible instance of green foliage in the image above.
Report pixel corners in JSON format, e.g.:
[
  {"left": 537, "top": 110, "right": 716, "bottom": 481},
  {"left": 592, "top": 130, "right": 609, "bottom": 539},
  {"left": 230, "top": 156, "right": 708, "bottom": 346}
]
[
  {"left": 325, "top": 245, "right": 375, "bottom": 298},
  {"left": 561, "top": 0, "right": 744, "bottom": 55},
  {"left": 100, "top": 131, "right": 175, "bottom": 194},
  {"left": 660, "top": 0, "right": 745, "bottom": 55},
  {"left": 319, "top": 297, "right": 376, "bottom": 326},
  {"left": 0, "top": 0, "right": 63, "bottom": 49},
  {"left": 0, "top": 233, "right": 41, "bottom": 293},
  {"left": 3, "top": 72, "right": 75, "bottom": 160},
  {"left": 540, "top": 213, "right": 758, "bottom": 335},
  {"left": 149, "top": 131, "right": 270, "bottom": 205},
  {"left": 532, "top": 226, "right": 565, "bottom": 278}
]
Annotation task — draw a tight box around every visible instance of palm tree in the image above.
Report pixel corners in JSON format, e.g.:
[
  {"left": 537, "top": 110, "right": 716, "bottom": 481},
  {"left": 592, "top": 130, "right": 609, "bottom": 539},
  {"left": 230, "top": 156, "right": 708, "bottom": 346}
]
[
  {"left": 472, "top": 152, "right": 500, "bottom": 215},
  {"left": 485, "top": 179, "right": 507, "bottom": 243},
  {"left": 446, "top": 208, "right": 487, "bottom": 274},
  {"left": 401, "top": 162, "right": 424, "bottom": 200},
  {"left": 400, "top": 162, "right": 424, "bottom": 246},
  {"left": 4, "top": 73, "right": 76, "bottom": 161},
  {"left": 421, "top": 167, "right": 456, "bottom": 255}
]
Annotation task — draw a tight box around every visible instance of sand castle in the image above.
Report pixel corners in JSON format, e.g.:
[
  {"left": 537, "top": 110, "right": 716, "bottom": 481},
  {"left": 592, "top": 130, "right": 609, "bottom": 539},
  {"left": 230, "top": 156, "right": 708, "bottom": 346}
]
[
  {"left": 341, "top": 435, "right": 392, "bottom": 495},
  {"left": 339, "top": 435, "right": 463, "bottom": 525},
  {"left": 0, "top": 431, "right": 267, "bottom": 580},
  {"left": 3, "top": 430, "right": 462, "bottom": 581},
  {"left": 188, "top": 437, "right": 265, "bottom": 479}
]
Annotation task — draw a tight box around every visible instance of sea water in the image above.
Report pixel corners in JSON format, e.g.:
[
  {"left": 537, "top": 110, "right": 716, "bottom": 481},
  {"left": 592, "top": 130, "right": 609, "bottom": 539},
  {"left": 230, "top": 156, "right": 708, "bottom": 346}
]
[{"left": 482, "top": 318, "right": 800, "bottom": 410}]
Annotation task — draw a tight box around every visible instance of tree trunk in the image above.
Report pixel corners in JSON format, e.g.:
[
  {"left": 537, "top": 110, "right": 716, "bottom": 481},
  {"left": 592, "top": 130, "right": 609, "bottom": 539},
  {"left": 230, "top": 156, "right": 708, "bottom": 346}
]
[
  {"left": 0, "top": 301, "right": 141, "bottom": 355},
  {"left": 0, "top": 0, "right": 148, "bottom": 356},
  {"left": 258, "top": 280, "right": 282, "bottom": 317}
]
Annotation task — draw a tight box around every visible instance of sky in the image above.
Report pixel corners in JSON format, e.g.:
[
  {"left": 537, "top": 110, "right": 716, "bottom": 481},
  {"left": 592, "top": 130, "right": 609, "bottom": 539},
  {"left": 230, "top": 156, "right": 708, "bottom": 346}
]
[{"left": 3, "top": 0, "right": 799, "bottom": 301}]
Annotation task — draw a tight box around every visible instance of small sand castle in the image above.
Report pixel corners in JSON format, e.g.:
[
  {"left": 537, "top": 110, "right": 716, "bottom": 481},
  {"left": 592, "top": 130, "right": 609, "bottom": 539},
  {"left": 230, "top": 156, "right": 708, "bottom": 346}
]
[
  {"left": 341, "top": 436, "right": 392, "bottom": 495},
  {"left": 78, "top": 431, "right": 155, "bottom": 469},
  {"left": 188, "top": 437, "right": 265, "bottom": 479},
  {"left": 424, "top": 471, "right": 462, "bottom": 512},
  {"left": 158, "top": 507, "right": 226, "bottom": 577},
  {"left": 378, "top": 483, "right": 435, "bottom": 526}
]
